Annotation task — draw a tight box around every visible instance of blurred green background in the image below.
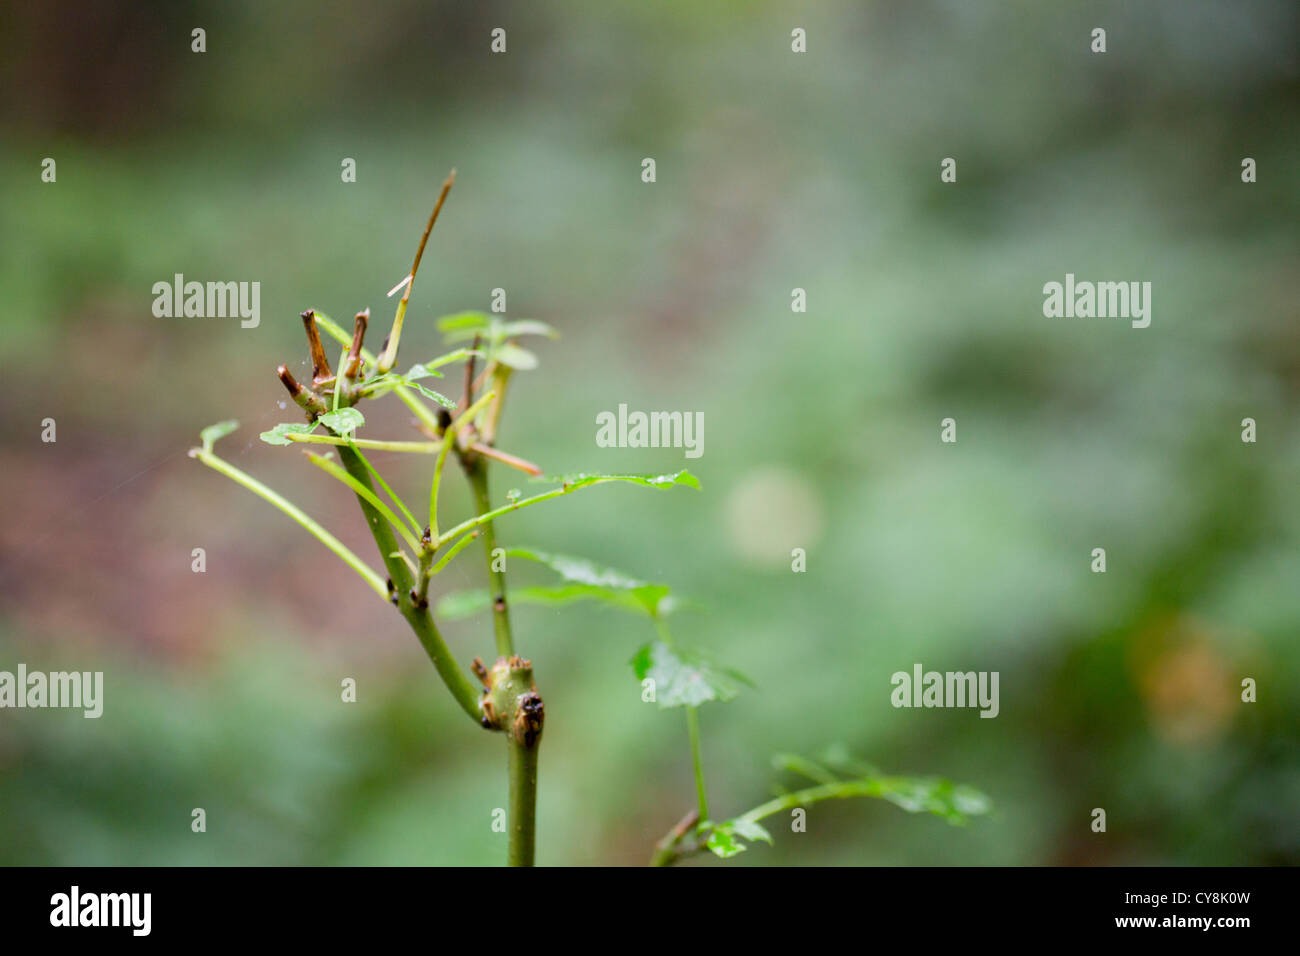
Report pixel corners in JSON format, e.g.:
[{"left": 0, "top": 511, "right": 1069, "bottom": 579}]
[{"left": 1, "top": 0, "right": 1297, "bottom": 865}]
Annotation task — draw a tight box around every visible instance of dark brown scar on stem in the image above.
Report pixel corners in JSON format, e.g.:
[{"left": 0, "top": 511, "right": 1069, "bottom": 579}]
[
  {"left": 345, "top": 309, "right": 369, "bottom": 379},
  {"left": 277, "top": 365, "right": 326, "bottom": 416},
  {"left": 277, "top": 364, "right": 305, "bottom": 397},
  {"left": 514, "top": 691, "right": 544, "bottom": 748}
]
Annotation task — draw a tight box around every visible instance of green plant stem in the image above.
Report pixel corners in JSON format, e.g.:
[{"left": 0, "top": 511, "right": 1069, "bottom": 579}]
[
  {"left": 377, "top": 170, "right": 454, "bottom": 374},
  {"left": 462, "top": 453, "right": 531, "bottom": 865},
  {"left": 436, "top": 473, "right": 696, "bottom": 548},
  {"left": 466, "top": 462, "right": 514, "bottom": 657},
  {"left": 429, "top": 390, "right": 496, "bottom": 540},
  {"left": 428, "top": 528, "right": 480, "bottom": 575},
  {"left": 736, "top": 777, "right": 919, "bottom": 826},
  {"left": 649, "top": 809, "right": 700, "bottom": 867},
  {"left": 437, "top": 486, "right": 566, "bottom": 547},
  {"left": 508, "top": 737, "right": 539, "bottom": 866},
  {"left": 335, "top": 445, "right": 481, "bottom": 722},
  {"left": 347, "top": 444, "right": 422, "bottom": 536},
  {"left": 286, "top": 433, "right": 443, "bottom": 454},
  {"left": 305, "top": 452, "right": 423, "bottom": 554},
  {"left": 686, "top": 705, "right": 709, "bottom": 822},
  {"left": 651, "top": 776, "right": 946, "bottom": 867},
  {"left": 191, "top": 447, "right": 387, "bottom": 599}
]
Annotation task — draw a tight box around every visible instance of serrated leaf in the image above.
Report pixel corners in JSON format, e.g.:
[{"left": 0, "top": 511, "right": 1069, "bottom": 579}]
[
  {"left": 200, "top": 420, "right": 239, "bottom": 450},
  {"left": 631, "top": 640, "right": 751, "bottom": 708},
  {"left": 534, "top": 470, "right": 701, "bottom": 492},
  {"left": 510, "top": 549, "right": 648, "bottom": 589},
  {"left": 770, "top": 753, "right": 993, "bottom": 827},
  {"left": 704, "top": 819, "right": 771, "bottom": 859},
  {"left": 705, "top": 826, "right": 747, "bottom": 859},
  {"left": 435, "top": 583, "right": 672, "bottom": 621},
  {"left": 405, "top": 381, "right": 458, "bottom": 409},
  {"left": 495, "top": 342, "right": 538, "bottom": 370},
  {"left": 874, "top": 778, "right": 992, "bottom": 824},
  {"left": 360, "top": 370, "right": 456, "bottom": 408},
  {"left": 505, "top": 547, "right": 672, "bottom": 616},
  {"left": 259, "top": 422, "right": 318, "bottom": 446},
  {"left": 319, "top": 407, "right": 365, "bottom": 438}
]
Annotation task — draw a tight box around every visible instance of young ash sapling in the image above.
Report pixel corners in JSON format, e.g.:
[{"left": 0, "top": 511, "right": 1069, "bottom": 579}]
[{"left": 192, "top": 172, "right": 990, "bottom": 866}]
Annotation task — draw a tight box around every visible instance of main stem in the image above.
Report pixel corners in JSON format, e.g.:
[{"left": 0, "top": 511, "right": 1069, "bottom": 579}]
[
  {"left": 466, "top": 461, "right": 514, "bottom": 657},
  {"left": 462, "top": 455, "right": 539, "bottom": 866},
  {"left": 337, "top": 446, "right": 480, "bottom": 720},
  {"left": 508, "top": 738, "right": 539, "bottom": 866}
]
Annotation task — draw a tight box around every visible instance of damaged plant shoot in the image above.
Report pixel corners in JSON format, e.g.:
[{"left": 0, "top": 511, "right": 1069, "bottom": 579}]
[{"left": 191, "top": 172, "right": 989, "bottom": 866}]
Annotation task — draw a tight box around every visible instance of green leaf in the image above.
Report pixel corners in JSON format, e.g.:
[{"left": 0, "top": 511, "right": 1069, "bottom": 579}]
[
  {"left": 359, "top": 370, "right": 456, "bottom": 408},
  {"left": 436, "top": 311, "right": 494, "bottom": 343},
  {"left": 495, "top": 342, "right": 538, "bottom": 370},
  {"left": 259, "top": 422, "right": 318, "bottom": 446},
  {"left": 437, "top": 312, "right": 555, "bottom": 369},
  {"left": 405, "top": 381, "right": 458, "bottom": 409},
  {"left": 873, "top": 777, "right": 993, "bottom": 824},
  {"left": 699, "top": 754, "right": 992, "bottom": 863},
  {"left": 771, "top": 753, "right": 839, "bottom": 786},
  {"left": 501, "top": 319, "right": 558, "bottom": 339},
  {"left": 432, "top": 590, "right": 492, "bottom": 620},
  {"left": 200, "top": 420, "right": 239, "bottom": 451},
  {"left": 319, "top": 407, "right": 365, "bottom": 438},
  {"left": 704, "top": 819, "right": 772, "bottom": 859},
  {"left": 505, "top": 547, "right": 672, "bottom": 615},
  {"left": 731, "top": 818, "right": 773, "bottom": 845},
  {"left": 439, "top": 584, "right": 654, "bottom": 620},
  {"left": 436, "top": 583, "right": 671, "bottom": 621},
  {"left": 534, "top": 470, "right": 701, "bottom": 492},
  {"left": 630, "top": 640, "right": 751, "bottom": 709},
  {"left": 768, "top": 752, "right": 993, "bottom": 827},
  {"left": 436, "top": 311, "right": 493, "bottom": 332},
  {"left": 705, "top": 826, "right": 747, "bottom": 859}
]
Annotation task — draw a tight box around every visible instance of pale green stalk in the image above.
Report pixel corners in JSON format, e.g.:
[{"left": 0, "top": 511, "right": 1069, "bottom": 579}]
[
  {"left": 191, "top": 448, "right": 387, "bottom": 599},
  {"left": 304, "top": 453, "right": 423, "bottom": 554},
  {"left": 285, "top": 433, "right": 442, "bottom": 454},
  {"left": 428, "top": 390, "right": 495, "bottom": 539}
]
